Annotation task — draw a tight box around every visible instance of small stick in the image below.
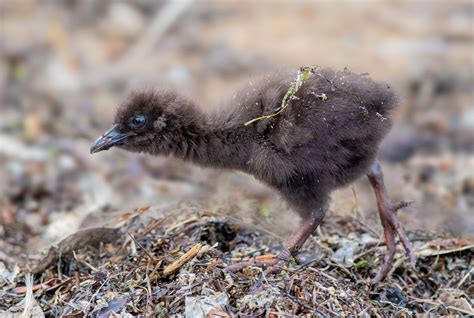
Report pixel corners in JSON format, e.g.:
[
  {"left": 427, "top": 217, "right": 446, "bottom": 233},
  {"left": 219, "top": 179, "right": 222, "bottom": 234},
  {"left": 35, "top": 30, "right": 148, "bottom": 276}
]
[
  {"left": 128, "top": 232, "right": 156, "bottom": 262},
  {"left": 163, "top": 243, "right": 202, "bottom": 276},
  {"left": 351, "top": 185, "right": 361, "bottom": 220},
  {"left": 457, "top": 267, "right": 472, "bottom": 289}
]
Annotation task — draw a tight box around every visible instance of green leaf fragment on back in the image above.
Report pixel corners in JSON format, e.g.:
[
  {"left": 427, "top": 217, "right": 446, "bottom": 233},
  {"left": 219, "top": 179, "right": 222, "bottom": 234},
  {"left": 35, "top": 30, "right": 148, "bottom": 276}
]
[{"left": 244, "top": 66, "right": 318, "bottom": 126}]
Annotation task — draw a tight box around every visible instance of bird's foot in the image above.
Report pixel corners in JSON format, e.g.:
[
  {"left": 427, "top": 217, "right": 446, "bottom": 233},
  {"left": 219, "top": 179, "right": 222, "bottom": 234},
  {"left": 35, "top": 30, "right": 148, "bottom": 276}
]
[
  {"left": 226, "top": 208, "right": 324, "bottom": 293},
  {"left": 372, "top": 200, "right": 416, "bottom": 284},
  {"left": 225, "top": 249, "right": 291, "bottom": 273},
  {"left": 226, "top": 250, "right": 292, "bottom": 294}
]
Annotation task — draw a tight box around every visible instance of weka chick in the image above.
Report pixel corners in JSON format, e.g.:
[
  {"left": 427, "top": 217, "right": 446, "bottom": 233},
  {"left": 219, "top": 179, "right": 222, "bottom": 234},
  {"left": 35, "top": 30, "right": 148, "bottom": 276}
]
[{"left": 91, "top": 67, "right": 415, "bottom": 282}]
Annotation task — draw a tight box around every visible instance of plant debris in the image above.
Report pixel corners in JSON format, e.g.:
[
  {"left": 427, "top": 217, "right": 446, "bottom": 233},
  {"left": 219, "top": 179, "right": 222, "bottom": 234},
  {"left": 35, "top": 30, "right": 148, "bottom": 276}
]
[
  {"left": 1, "top": 208, "right": 472, "bottom": 316},
  {"left": 163, "top": 243, "right": 202, "bottom": 276},
  {"left": 32, "top": 227, "right": 121, "bottom": 274},
  {"left": 245, "top": 66, "right": 318, "bottom": 126}
]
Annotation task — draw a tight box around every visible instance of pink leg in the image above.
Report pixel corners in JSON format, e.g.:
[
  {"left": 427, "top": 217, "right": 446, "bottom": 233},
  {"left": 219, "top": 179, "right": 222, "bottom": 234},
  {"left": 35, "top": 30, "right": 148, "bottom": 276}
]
[
  {"left": 367, "top": 161, "right": 416, "bottom": 283},
  {"left": 226, "top": 208, "right": 325, "bottom": 272}
]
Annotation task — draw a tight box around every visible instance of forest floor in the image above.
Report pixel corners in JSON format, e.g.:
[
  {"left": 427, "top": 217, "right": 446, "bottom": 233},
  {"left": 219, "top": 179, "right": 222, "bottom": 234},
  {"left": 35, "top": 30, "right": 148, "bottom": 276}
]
[{"left": 1, "top": 205, "right": 473, "bottom": 316}]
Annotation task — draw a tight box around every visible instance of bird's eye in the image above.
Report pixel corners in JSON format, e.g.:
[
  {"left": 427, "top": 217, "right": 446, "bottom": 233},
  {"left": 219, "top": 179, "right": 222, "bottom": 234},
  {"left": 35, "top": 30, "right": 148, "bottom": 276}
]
[{"left": 130, "top": 115, "right": 146, "bottom": 128}]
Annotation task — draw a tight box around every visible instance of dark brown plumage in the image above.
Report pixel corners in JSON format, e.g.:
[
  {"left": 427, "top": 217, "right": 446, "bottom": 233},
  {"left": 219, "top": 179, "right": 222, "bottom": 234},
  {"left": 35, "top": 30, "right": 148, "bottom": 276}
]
[{"left": 91, "top": 67, "right": 415, "bottom": 283}]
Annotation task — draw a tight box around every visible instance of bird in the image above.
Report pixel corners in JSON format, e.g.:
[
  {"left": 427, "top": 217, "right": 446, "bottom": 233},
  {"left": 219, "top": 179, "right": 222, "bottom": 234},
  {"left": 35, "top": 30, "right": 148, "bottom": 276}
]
[{"left": 90, "top": 67, "right": 415, "bottom": 283}]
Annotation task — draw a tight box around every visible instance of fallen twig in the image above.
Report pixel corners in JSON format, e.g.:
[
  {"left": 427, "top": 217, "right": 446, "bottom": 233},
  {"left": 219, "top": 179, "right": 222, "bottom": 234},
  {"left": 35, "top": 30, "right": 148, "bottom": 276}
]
[
  {"left": 163, "top": 243, "right": 202, "bottom": 276},
  {"left": 128, "top": 232, "right": 157, "bottom": 262}
]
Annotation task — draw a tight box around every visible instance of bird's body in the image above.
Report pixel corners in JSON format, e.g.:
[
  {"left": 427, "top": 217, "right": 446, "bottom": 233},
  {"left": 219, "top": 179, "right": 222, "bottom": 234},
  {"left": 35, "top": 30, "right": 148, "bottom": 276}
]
[
  {"left": 113, "top": 69, "right": 395, "bottom": 214},
  {"left": 91, "top": 67, "right": 414, "bottom": 283},
  {"left": 219, "top": 68, "right": 395, "bottom": 214}
]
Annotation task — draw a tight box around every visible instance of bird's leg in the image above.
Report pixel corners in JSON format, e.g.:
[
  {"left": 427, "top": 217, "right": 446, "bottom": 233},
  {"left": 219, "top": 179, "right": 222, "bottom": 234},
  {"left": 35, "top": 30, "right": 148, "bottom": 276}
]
[
  {"left": 367, "top": 160, "right": 416, "bottom": 283},
  {"left": 278, "top": 208, "right": 326, "bottom": 262},
  {"left": 226, "top": 208, "right": 325, "bottom": 272}
]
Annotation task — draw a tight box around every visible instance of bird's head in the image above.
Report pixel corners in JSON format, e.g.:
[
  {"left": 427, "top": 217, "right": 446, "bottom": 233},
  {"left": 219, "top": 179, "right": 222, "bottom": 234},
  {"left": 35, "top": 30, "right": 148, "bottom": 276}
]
[{"left": 90, "top": 91, "right": 179, "bottom": 154}]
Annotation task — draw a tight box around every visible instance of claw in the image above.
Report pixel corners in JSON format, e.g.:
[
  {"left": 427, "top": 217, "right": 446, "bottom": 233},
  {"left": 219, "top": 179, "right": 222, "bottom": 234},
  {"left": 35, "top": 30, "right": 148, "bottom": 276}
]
[
  {"left": 226, "top": 253, "right": 291, "bottom": 295},
  {"left": 392, "top": 200, "right": 414, "bottom": 211},
  {"left": 227, "top": 209, "right": 323, "bottom": 278},
  {"left": 225, "top": 254, "right": 279, "bottom": 272}
]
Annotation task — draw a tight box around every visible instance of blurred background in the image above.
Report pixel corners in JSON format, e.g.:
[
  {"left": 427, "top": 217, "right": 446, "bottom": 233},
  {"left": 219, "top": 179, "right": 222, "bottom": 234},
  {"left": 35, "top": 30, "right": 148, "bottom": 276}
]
[{"left": 1, "top": 0, "right": 473, "bottom": 264}]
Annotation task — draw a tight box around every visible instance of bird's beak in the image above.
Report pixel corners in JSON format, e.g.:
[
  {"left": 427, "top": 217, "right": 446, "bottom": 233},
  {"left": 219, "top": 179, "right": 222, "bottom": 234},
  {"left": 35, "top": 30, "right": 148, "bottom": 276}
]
[{"left": 90, "top": 124, "right": 134, "bottom": 154}]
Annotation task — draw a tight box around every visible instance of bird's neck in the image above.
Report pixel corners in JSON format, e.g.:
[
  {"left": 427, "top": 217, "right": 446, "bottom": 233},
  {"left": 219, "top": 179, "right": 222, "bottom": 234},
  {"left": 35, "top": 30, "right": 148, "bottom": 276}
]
[{"left": 156, "top": 104, "right": 251, "bottom": 169}]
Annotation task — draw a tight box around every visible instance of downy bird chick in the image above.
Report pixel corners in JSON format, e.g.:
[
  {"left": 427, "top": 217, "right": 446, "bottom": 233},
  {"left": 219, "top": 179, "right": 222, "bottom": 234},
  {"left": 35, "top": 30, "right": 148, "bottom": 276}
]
[{"left": 91, "top": 67, "right": 415, "bottom": 283}]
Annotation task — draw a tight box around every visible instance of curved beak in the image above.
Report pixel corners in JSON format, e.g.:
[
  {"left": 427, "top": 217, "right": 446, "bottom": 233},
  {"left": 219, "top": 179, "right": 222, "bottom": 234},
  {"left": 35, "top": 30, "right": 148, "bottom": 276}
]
[{"left": 90, "top": 124, "right": 134, "bottom": 154}]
